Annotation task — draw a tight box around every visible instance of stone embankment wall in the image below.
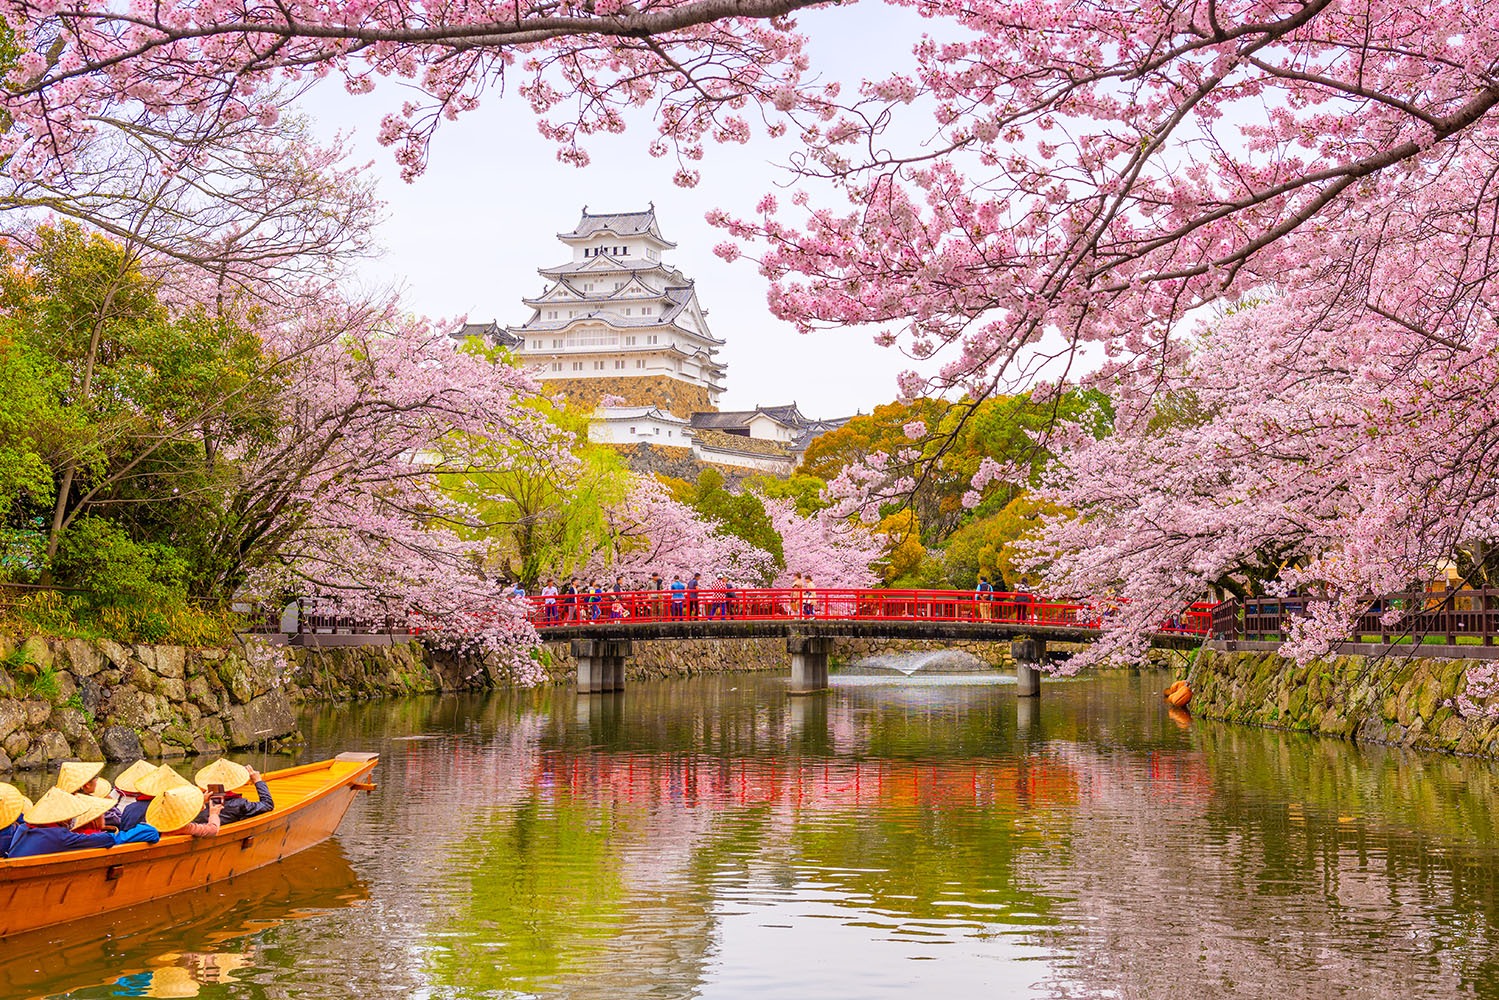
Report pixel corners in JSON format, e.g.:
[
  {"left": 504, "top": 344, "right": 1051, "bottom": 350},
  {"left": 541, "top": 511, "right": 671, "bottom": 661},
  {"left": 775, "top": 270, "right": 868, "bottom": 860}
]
[
  {"left": 1188, "top": 646, "right": 1499, "bottom": 756},
  {"left": 0, "top": 634, "right": 460, "bottom": 772}
]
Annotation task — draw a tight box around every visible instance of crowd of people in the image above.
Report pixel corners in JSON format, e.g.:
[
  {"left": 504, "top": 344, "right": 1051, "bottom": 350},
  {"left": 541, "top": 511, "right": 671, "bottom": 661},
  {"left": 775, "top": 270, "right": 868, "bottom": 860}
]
[
  {"left": 0, "top": 757, "right": 274, "bottom": 859},
  {"left": 532, "top": 572, "right": 823, "bottom": 622}
]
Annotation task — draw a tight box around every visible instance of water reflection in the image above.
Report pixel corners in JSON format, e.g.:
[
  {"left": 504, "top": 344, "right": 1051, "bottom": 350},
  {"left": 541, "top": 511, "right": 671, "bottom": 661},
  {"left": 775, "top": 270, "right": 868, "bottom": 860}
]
[
  {"left": 1, "top": 840, "right": 365, "bottom": 999},
  {"left": 9, "top": 672, "right": 1499, "bottom": 999}
]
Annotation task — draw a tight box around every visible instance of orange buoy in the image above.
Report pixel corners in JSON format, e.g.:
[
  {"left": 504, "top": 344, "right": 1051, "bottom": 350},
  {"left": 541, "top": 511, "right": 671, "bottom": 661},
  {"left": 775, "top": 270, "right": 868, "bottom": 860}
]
[{"left": 1165, "top": 682, "right": 1192, "bottom": 709}]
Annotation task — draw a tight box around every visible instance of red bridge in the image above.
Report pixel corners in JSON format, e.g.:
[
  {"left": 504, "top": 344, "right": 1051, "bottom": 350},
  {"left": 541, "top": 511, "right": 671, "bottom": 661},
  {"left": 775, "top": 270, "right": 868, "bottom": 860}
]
[
  {"left": 523, "top": 587, "right": 1216, "bottom": 695},
  {"left": 525, "top": 586, "right": 1214, "bottom": 639}
]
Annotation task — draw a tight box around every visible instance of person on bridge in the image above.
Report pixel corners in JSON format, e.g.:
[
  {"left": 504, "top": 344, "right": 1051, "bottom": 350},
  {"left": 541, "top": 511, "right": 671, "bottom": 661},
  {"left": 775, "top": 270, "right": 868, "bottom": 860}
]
[
  {"left": 1015, "top": 582, "right": 1034, "bottom": 622},
  {"left": 803, "top": 575, "right": 817, "bottom": 616},
  {"left": 542, "top": 579, "right": 559, "bottom": 622},
  {"left": 649, "top": 572, "right": 664, "bottom": 618},
  {"left": 688, "top": 573, "right": 701, "bottom": 618},
  {"left": 670, "top": 575, "right": 687, "bottom": 618},
  {"left": 707, "top": 575, "right": 728, "bottom": 618},
  {"left": 560, "top": 578, "right": 577, "bottom": 621},
  {"left": 976, "top": 576, "right": 995, "bottom": 620}
]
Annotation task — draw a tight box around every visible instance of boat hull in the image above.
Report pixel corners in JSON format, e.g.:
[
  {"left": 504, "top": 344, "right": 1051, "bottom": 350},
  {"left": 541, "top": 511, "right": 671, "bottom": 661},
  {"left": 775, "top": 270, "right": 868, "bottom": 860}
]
[{"left": 0, "top": 754, "right": 377, "bottom": 938}]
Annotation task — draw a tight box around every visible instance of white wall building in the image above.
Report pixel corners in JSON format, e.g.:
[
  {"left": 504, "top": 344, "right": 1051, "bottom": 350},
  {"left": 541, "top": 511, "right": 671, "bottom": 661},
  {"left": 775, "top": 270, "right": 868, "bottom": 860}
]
[
  {"left": 587, "top": 406, "right": 692, "bottom": 446},
  {"left": 507, "top": 207, "right": 727, "bottom": 407}
]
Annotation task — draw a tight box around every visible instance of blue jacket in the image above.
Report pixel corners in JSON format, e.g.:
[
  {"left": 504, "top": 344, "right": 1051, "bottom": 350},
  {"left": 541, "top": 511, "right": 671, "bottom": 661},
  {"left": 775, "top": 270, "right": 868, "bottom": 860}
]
[
  {"left": 7, "top": 824, "right": 116, "bottom": 859},
  {"left": 109, "top": 797, "right": 151, "bottom": 832},
  {"left": 194, "top": 780, "right": 274, "bottom": 825},
  {"left": 0, "top": 821, "right": 19, "bottom": 858}
]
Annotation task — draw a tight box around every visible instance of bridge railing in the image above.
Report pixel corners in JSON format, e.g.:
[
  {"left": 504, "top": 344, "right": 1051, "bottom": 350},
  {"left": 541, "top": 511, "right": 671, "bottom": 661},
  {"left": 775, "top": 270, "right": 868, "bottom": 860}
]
[
  {"left": 1214, "top": 589, "right": 1499, "bottom": 645},
  {"left": 525, "top": 587, "right": 1217, "bottom": 635}
]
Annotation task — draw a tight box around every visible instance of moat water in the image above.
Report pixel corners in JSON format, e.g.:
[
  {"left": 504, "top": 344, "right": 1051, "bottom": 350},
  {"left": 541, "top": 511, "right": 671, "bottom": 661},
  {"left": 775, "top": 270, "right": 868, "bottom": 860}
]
[{"left": 6, "top": 671, "right": 1499, "bottom": 999}]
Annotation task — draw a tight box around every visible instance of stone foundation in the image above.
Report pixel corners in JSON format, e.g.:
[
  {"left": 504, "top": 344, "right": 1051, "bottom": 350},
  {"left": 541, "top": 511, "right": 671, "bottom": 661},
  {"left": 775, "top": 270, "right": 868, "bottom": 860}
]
[
  {"left": 1188, "top": 646, "right": 1499, "bottom": 756},
  {"left": 0, "top": 634, "right": 462, "bottom": 771}
]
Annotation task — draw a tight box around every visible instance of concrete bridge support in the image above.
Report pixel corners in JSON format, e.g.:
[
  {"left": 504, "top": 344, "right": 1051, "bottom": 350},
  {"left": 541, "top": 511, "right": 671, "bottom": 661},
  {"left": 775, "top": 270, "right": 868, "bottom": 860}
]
[
  {"left": 788, "top": 636, "right": 835, "bottom": 695},
  {"left": 573, "top": 639, "right": 631, "bottom": 693},
  {"left": 1012, "top": 638, "right": 1045, "bottom": 697}
]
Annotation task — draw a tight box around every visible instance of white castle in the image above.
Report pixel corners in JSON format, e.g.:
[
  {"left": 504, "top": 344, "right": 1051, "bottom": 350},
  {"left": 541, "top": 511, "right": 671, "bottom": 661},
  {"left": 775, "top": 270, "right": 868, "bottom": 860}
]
[{"left": 505, "top": 206, "right": 726, "bottom": 410}]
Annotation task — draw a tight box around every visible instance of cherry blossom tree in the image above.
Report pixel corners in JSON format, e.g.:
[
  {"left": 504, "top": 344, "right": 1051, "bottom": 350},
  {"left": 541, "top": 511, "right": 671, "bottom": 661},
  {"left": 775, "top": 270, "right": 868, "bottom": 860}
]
[
  {"left": 218, "top": 292, "right": 547, "bottom": 667},
  {"left": 762, "top": 496, "right": 881, "bottom": 588},
  {"left": 586, "top": 476, "right": 778, "bottom": 584},
  {"left": 11, "top": 0, "right": 1499, "bottom": 665}
]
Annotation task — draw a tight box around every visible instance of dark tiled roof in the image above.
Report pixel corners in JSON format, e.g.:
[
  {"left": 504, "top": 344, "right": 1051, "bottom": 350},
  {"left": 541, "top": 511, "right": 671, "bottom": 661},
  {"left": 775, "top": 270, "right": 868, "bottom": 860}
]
[{"left": 450, "top": 321, "right": 521, "bottom": 348}]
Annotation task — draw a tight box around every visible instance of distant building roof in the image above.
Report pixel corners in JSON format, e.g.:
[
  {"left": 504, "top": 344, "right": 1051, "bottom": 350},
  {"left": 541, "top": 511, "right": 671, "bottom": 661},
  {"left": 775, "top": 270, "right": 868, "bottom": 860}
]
[
  {"left": 690, "top": 404, "right": 810, "bottom": 432},
  {"left": 450, "top": 321, "right": 521, "bottom": 349},
  {"left": 559, "top": 206, "right": 676, "bottom": 247},
  {"left": 594, "top": 405, "right": 689, "bottom": 424}
]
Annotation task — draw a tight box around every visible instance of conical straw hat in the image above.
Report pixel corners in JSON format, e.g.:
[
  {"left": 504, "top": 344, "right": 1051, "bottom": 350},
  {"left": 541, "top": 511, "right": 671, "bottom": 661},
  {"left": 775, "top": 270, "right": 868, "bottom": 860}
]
[
  {"left": 137, "top": 765, "right": 194, "bottom": 798},
  {"left": 56, "top": 760, "right": 104, "bottom": 794},
  {"left": 193, "top": 759, "right": 251, "bottom": 791},
  {"left": 114, "top": 760, "right": 158, "bottom": 795},
  {"left": 0, "top": 783, "right": 26, "bottom": 828},
  {"left": 70, "top": 794, "right": 114, "bottom": 830},
  {"left": 145, "top": 785, "right": 206, "bottom": 835},
  {"left": 25, "top": 787, "right": 87, "bottom": 825}
]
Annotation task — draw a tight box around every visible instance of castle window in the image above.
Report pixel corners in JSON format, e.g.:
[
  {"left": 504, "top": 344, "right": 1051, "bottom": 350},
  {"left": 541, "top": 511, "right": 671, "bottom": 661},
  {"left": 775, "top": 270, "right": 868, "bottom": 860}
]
[
  {"left": 615, "top": 360, "right": 625, "bottom": 369},
  {"left": 625, "top": 308, "right": 632, "bottom": 316},
  {"left": 572, "top": 362, "right": 583, "bottom": 371},
  {"left": 552, "top": 339, "right": 562, "bottom": 348},
  {"left": 630, "top": 426, "right": 636, "bottom": 434},
  {"left": 551, "top": 363, "right": 561, "bottom": 371},
  {"left": 642, "top": 307, "right": 652, "bottom": 315},
  {"left": 636, "top": 360, "right": 646, "bottom": 369},
  {"left": 624, "top": 336, "right": 636, "bottom": 345},
  {"left": 594, "top": 361, "right": 605, "bottom": 370}
]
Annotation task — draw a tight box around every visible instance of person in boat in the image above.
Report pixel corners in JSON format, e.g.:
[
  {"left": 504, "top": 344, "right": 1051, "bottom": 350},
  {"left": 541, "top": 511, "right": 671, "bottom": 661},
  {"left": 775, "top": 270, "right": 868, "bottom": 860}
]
[
  {"left": 57, "top": 760, "right": 116, "bottom": 803},
  {"left": 0, "top": 783, "right": 31, "bottom": 857},
  {"left": 146, "top": 784, "right": 225, "bottom": 838},
  {"left": 106, "top": 759, "right": 164, "bottom": 831},
  {"left": 69, "top": 792, "right": 157, "bottom": 847},
  {"left": 192, "top": 759, "right": 274, "bottom": 825},
  {"left": 6, "top": 788, "right": 117, "bottom": 858}
]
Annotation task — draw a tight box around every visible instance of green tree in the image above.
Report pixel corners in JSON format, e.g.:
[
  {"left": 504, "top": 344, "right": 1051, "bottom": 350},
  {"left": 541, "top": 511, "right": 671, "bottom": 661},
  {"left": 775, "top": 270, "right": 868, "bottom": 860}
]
[
  {"left": 661, "top": 468, "right": 784, "bottom": 569},
  {"left": 444, "top": 397, "right": 633, "bottom": 588}
]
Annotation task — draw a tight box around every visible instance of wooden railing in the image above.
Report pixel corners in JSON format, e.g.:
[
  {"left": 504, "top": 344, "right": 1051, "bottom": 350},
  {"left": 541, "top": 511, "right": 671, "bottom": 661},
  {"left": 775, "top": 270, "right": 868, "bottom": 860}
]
[
  {"left": 524, "top": 587, "right": 1218, "bottom": 635},
  {"left": 1211, "top": 589, "right": 1499, "bottom": 646}
]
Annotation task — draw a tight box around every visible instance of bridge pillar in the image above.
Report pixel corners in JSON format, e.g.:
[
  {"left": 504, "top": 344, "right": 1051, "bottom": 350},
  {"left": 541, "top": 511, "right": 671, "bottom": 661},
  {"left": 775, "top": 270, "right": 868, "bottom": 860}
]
[
  {"left": 1012, "top": 638, "right": 1045, "bottom": 697},
  {"left": 787, "top": 636, "right": 835, "bottom": 695},
  {"left": 573, "top": 639, "right": 632, "bottom": 693}
]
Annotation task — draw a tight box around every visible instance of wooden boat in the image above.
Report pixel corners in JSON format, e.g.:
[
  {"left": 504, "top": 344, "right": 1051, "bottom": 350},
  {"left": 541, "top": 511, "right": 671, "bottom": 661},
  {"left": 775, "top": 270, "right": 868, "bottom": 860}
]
[
  {"left": 0, "top": 839, "right": 367, "bottom": 999},
  {"left": 0, "top": 751, "right": 379, "bottom": 938}
]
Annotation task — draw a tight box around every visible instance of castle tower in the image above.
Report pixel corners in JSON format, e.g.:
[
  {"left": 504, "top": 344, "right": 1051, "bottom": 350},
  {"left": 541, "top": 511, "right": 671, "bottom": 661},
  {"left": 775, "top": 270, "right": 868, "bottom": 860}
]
[{"left": 507, "top": 206, "right": 726, "bottom": 413}]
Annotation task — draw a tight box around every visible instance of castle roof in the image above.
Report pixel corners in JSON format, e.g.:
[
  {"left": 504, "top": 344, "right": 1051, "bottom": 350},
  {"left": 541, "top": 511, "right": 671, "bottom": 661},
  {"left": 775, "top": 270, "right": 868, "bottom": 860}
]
[
  {"left": 559, "top": 206, "right": 676, "bottom": 247},
  {"left": 449, "top": 320, "right": 521, "bottom": 349}
]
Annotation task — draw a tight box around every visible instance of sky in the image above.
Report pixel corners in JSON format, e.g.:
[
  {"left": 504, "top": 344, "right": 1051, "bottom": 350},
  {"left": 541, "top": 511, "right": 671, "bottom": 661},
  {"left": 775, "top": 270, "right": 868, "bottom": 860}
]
[{"left": 296, "top": 7, "right": 942, "bottom": 419}]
